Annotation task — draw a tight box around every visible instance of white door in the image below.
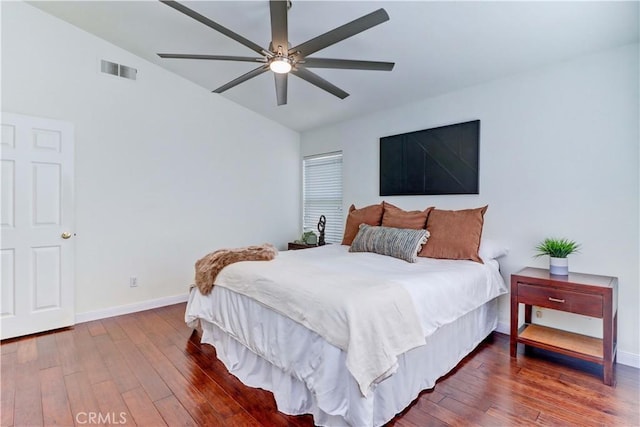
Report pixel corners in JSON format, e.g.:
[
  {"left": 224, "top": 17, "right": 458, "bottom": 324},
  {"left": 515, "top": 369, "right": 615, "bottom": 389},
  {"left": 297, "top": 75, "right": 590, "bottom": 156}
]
[{"left": 1, "top": 112, "right": 75, "bottom": 339}]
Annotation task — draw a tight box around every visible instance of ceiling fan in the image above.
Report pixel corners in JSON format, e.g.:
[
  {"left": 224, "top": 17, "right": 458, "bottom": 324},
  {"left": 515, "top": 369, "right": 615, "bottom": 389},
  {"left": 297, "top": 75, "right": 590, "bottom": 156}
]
[{"left": 157, "top": 0, "right": 395, "bottom": 106}]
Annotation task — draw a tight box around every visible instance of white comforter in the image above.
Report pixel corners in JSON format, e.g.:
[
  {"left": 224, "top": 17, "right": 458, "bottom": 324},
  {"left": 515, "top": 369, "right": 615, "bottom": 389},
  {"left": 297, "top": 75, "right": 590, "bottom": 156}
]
[
  {"left": 212, "top": 247, "right": 425, "bottom": 396},
  {"left": 187, "top": 245, "right": 507, "bottom": 396}
]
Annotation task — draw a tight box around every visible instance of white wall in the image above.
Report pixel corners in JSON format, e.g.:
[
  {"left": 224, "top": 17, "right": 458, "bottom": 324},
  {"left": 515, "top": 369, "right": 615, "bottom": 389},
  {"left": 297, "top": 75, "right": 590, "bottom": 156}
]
[
  {"left": 302, "top": 44, "right": 640, "bottom": 365},
  {"left": 1, "top": 2, "right": 301, "bottom": 316}
]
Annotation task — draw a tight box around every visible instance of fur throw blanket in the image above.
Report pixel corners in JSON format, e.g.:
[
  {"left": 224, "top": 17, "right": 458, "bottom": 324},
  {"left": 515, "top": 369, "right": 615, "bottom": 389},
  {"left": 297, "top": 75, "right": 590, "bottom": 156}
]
[{"left": 194, "top": 243, "right": 278, "bottom": 295}]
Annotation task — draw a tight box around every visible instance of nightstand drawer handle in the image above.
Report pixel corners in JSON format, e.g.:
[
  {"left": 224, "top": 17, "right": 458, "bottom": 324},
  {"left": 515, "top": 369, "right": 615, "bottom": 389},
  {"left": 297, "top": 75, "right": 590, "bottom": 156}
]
[{"left": 548, "top": 297, "right": 565, "bottom": 303}]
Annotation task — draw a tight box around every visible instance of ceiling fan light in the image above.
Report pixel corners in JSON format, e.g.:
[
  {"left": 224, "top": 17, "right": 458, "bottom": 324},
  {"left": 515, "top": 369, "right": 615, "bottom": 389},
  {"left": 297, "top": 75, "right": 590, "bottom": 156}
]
[{"left": 270, "top": 57, "right": 292, "bottom": 74}]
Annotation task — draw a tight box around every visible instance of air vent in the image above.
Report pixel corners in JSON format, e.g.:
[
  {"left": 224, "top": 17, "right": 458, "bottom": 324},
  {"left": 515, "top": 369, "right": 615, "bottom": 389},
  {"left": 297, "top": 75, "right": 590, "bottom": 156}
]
[
  {"left": 100, "top": 60, "right": 137, "bottom": 81},
  {"left": 119, "top": 65, "right": 137, "bottom": 80},
  {"left": 101, "top": 60, "right": 118, "bottom": 76}
]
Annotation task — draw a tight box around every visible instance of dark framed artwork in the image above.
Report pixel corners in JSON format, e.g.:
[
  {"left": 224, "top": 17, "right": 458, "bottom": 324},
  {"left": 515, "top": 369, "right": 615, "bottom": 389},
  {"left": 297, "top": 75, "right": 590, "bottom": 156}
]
[{"left": 380, "top": 120, "right": 480, "bottom": 196}]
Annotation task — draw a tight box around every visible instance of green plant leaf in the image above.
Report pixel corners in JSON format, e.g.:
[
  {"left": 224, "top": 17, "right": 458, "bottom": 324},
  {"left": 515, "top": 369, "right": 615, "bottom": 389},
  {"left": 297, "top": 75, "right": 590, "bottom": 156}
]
[{"left": 533, "top": 237, "right": 581, "bottom": 258}]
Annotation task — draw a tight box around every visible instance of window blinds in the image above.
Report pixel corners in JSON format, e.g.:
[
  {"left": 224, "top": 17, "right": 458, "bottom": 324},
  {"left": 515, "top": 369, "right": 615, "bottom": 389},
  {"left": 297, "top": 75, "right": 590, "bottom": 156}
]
[{"left": 303, "top": 152, "right": 343, "bottom": 244}]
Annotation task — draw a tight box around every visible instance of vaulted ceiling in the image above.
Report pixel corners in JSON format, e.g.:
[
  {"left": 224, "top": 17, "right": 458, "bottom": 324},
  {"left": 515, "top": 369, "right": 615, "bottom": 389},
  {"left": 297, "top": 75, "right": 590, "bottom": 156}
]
[{"left": 29, "top": 1, "right": 639, "bottom": 132}]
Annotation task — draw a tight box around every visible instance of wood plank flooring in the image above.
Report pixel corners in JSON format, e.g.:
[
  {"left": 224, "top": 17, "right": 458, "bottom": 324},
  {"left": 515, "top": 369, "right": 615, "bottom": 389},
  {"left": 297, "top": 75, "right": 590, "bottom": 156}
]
[{"left": 1, "top": 303, "right": 638, "bottom": 426}]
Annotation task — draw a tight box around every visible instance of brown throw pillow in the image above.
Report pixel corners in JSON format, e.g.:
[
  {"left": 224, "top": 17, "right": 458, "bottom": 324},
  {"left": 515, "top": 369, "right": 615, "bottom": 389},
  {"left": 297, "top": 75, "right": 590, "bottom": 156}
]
[
  {"left": 341, "top": 203, "right": 384, "bottom": 245},
  {"left": 419, "top": 206, "right": 488, "bottom": 263},
  {"left": 382, "top": 202, "right": 433, "bottom": 230}
]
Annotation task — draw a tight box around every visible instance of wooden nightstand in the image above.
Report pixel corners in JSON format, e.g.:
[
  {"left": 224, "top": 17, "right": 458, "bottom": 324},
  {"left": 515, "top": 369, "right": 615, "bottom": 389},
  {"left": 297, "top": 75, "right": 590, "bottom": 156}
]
[
  {"left": 287, "top": 242, "right": 318, "bottom": 250},
  {"left": 510, "top": 267, "right": 618, "bottom": 385}
]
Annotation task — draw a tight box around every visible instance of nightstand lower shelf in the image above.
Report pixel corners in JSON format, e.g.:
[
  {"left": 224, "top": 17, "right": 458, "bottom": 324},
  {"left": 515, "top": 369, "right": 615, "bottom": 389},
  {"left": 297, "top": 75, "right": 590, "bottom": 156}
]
[{"left": 518, "top": 324, "right": 603, "bottom": 363}]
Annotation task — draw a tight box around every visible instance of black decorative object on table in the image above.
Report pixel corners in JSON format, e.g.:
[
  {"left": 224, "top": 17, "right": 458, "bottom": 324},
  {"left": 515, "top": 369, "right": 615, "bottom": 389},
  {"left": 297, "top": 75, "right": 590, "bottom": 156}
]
[{"left": 317, "top": 215, "right": 326, "bottom": 246}]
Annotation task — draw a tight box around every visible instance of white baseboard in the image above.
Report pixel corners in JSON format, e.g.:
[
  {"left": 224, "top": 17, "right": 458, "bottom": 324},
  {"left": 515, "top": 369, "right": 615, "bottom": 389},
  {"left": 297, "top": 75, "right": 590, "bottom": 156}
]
[
  {"left": 617, "top": 350, "right": 640, "bottom": 369},
  {"left": 496, "top": 321, "right": 510, "bottom": 335},
  {"left": 495, "top": 321, "right": 640, "bottom": 368},
  {"left": 75, "top": 293, "right": 189, "bottom": 324}
]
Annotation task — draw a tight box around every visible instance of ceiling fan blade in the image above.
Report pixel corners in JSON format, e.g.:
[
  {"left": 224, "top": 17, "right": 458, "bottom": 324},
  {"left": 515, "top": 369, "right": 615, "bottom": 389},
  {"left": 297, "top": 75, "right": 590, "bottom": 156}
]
[
  {"left": 158, "top": 54, "right": 266, "bottom": 63},
  {"left": 161, "top": 1, "right": 267, "bottom": 55},
  {"left": 291, "top": 68, "right": 349, "bottom": 99},
  {"left": 269, "top": 0, "right": 288, "bottom": 55},
  {"left": 274, "top": 73, "right": 288, "bottom": 106},
  {"left": 290, "top": 9, "right": 389, "bottom": 58},
  {"left": 302, "top": 58, "right": 394, "bottom": 71},
  {"left": 213, "top": 65, "right": 270, "bottom": 93}
]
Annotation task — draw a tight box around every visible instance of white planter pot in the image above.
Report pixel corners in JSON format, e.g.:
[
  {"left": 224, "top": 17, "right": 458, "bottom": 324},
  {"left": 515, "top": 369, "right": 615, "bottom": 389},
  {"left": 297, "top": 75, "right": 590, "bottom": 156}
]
[{"left": 549, "top": 257, "right": 569, "bottom": 275}]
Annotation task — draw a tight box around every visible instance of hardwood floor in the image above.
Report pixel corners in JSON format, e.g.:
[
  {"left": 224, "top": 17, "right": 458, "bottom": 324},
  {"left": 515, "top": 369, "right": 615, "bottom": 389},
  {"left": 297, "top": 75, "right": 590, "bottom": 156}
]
[{"left": 1, "top": 303, "right": 638, "bottom": 426}]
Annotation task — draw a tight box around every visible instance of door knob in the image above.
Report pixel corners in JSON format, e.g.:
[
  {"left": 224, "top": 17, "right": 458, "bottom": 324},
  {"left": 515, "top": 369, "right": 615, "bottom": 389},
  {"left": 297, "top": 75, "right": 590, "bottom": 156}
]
[{"left": 61, "top": 232, "right": 72, "bottom": 239}]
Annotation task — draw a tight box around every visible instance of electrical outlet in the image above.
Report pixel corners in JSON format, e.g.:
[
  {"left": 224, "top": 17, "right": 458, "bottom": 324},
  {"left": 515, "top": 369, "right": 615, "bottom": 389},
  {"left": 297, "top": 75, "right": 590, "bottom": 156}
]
[
  {"left": 536, "top": 310, "right": 542, "bottom": 318},
  {"left": 129, "top": 276, "right": 138, "bottom": 287}
]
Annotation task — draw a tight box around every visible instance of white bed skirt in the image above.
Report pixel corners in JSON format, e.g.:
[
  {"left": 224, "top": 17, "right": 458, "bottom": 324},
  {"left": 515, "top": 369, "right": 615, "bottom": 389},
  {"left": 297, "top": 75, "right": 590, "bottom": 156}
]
[{"left": 196, "top": 298, "right": 498, "bottom": 427}]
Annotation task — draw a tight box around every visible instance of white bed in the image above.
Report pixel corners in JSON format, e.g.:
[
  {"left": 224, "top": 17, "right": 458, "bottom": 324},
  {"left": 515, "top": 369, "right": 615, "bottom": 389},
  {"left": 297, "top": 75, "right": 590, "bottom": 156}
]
[{"left": 186, "top": 244, "right": 507, "bottom": 426}]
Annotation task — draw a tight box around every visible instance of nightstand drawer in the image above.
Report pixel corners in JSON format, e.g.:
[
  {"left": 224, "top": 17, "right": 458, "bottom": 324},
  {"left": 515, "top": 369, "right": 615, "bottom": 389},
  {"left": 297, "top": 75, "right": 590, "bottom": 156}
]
[
  {"left": 518, "top": 284, "right": 603, "bottom": 317},
  {"left": 288, "top": 242, "right": 318, "bottom": 250}
]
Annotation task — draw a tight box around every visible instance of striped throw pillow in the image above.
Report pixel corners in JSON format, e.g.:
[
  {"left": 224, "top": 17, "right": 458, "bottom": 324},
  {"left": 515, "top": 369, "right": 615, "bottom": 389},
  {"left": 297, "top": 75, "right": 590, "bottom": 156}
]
[{"left": 349, "top": 224, "right": 429, "bottom": 263}]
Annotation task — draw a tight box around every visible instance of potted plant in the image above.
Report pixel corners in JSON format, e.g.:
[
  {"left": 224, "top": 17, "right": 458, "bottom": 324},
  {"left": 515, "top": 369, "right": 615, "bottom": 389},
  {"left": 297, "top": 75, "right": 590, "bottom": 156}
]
[{"left": 534, "top": 237, "right": 581, "bottom": 275}]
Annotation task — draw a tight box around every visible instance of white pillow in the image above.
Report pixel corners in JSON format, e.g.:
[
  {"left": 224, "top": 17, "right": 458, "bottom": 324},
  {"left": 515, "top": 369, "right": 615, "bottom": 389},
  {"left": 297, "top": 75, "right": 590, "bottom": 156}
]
[{"left": 479, "top": 238, "right": 509, "bottom": 261}]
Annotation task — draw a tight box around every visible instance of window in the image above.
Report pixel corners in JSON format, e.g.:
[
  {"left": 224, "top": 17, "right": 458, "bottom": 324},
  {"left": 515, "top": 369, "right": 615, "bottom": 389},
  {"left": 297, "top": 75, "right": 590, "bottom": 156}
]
[{"left": 303, "top": 152, "right": 343, "bottom": 244}]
